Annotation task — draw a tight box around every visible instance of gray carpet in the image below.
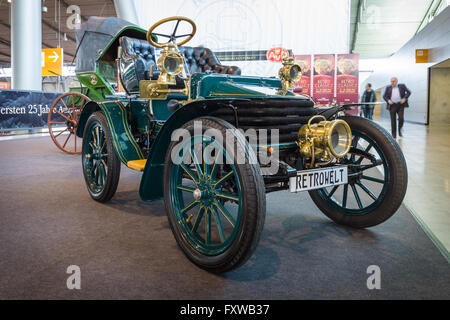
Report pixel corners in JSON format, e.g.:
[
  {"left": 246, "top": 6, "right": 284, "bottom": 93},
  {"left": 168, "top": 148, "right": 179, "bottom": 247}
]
[{"left": 0, "top": 136, "right": 449, "bottom": 299}]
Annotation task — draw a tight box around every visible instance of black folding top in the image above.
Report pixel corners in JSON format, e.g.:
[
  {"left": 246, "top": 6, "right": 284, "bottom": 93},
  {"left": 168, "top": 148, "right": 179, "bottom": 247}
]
[{"left": 74, "top": 16, "right": 146, "bottom": 73}]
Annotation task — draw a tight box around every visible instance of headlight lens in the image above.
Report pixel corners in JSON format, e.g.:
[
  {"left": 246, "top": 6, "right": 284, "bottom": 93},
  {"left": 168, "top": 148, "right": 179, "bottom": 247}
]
[
  {"left": 297, "top": 116, "right": 352, "bottom": 166},
  {"left": 289, "top": 64, "right": 302, "bottom": 81},
  {"left": 328, "top": 120, "right": 352, "bottom": 157},
  {"left": 162, "top": 53, "right": 183, "bottom": 75}
]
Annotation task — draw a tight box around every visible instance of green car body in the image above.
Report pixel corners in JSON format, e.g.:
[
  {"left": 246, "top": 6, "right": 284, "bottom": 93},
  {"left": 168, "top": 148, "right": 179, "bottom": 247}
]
[
  {"left": 75, "top": 69, "right": 312, "bottom": 201},
  {"left": 68, "top": 16, "right": 407, "bottom": 272}
]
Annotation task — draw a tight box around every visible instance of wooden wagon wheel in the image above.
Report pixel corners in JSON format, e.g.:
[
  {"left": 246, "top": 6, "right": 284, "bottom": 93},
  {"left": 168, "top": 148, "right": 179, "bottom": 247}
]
[{"left": 48, "top": 92, "right": 91, "bottom": 154}]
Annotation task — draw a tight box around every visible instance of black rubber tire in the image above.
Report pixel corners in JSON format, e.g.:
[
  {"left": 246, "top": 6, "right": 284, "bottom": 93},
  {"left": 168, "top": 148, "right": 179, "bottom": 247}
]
[
  {"left": 309, "top": 116, "right": 408, "bottom": 228},
  {"left": 163, "top": 116, "right": 266, "bottom": 273},
  {"left": 82, "top": 111, "right": 121, "bottom": 203}
]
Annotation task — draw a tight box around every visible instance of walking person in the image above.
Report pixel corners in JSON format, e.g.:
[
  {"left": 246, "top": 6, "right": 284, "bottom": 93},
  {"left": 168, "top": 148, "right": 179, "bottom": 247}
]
[
  {"left": 361, "top": 83, "right": 376, "bottom": 119},
  {"left": 383, "top": 77, "right": 411, "bottom": 138}
]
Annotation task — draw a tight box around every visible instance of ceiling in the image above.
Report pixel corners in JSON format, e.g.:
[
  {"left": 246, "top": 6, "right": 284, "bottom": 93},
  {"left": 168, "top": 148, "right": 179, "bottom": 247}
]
[
  {"left": 350, "top": 0, "right": 449, "bottom": 58},
  {"left": 0, "top": 0, "right": 448, "bottom": 66},
  {"left": 0, "top": 0, "right": 116, "bottom": 67}
]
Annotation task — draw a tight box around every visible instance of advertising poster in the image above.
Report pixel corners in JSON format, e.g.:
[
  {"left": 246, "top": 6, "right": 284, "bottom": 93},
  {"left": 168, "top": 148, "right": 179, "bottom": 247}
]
[
  {"left": 293, "top": 55, "right": 311, "bottom": 96},
  {"left": 313, "top": 54, "right": 335, "bottom": 105},
  {"left": 0, "top": 90, "right": 62, "bottom": 131},
  {"left": 336, "top": 54, "right": 359, "bottom": 114}
]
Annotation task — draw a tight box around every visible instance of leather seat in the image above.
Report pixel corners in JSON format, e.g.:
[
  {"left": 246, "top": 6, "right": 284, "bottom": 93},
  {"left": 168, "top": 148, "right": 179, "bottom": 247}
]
[
  {"left": 118, "top": 36, "right": 241, "bottom": 92},
  {"left": 179, "top": 47, "right": 241, "bottom": 75},
  {"left": 119, "top": 36, "right": 158, "bottom": 92}
]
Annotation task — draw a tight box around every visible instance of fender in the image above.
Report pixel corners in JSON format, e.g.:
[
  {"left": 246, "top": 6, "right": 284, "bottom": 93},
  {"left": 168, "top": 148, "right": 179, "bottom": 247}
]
[
  {"left": 317, "top": 103, "right": 368, "bottom": 120},
  {"left": 139, "top": 98, "right": 249, "bottom": 202},
  {"left": 76, "top": 100, "right": 145, "bottom": 164}
]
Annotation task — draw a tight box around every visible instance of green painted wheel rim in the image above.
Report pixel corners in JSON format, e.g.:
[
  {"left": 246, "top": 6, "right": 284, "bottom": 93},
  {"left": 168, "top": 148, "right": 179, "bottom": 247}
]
[
  {"left": 169, "top": 134, "right": 242, "bottom": 256},
  {"left": 317, "top": 129, "right": 390, "bottom": 216},
  {"left": 82, "top": 121, "right": 108, "bottom": 195}
]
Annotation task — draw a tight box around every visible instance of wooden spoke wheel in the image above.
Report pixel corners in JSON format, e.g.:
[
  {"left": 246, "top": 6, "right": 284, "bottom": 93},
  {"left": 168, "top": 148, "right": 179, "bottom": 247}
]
[{"left": 48, "top": 92, "right": 90, "bottom": 154}]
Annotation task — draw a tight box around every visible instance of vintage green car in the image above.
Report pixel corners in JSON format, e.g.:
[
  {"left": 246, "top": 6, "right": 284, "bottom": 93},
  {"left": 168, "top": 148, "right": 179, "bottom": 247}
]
[{"left": 49, "top": 16, "right": 407, "bottom": 273}]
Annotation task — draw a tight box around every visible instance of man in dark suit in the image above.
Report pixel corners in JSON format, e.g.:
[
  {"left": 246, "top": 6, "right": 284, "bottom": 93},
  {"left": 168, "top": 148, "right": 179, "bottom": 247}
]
[{"left": 383, "top": 77, "right": 411, "bottom": 138}]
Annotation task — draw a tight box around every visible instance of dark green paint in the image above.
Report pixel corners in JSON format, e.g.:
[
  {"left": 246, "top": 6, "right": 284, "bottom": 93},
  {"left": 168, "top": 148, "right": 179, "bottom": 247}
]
[
  {"left": 75, "top": 67, "right": 314, "bottom": 201},
  {"left": 77, "top": 100, "right": 145, "bottom": 164}
]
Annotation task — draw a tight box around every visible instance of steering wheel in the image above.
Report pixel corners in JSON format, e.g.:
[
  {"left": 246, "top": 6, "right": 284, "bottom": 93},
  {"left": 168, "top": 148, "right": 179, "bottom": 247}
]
[{"left": 146, "top": 16, "right": 196, "bottom": 48}]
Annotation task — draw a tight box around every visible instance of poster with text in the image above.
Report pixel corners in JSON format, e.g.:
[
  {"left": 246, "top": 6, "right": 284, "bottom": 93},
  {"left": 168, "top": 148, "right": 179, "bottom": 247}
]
[
  {"left": 336, "top": 54, "right": 359, "bottom": 114},
  {"left": 313, "top": 54, "right": 335, "bottom": 105},
  {"left": 293, "top": 55, "right": 311, "bottom": 96}
]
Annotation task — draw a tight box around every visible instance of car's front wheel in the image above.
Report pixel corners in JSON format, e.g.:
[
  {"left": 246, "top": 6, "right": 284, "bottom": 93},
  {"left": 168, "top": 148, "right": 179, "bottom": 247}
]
[
  {"left": 164, "top": 117, "right": 266, "bottom": 273},
  {"left": 308, "top": 116, "right": 408, "bottom": 228}
]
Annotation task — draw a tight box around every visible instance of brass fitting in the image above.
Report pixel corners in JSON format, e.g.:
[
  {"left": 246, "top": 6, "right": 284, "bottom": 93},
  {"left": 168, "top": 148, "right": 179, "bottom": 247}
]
[
  {"left": 156, "top": 43, "right": 185, "bottom": 85},
  {"left": 297, "top": 115, "right": 352, "bottom": 167},
  {"left": 278, "top": 57, "right": 302, "bottom": 93}
]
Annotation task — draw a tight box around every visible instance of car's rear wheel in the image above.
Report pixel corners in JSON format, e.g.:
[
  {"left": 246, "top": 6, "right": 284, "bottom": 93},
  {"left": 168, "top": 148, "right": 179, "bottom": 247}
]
[
  {"left": 308, "top": 116, "right": 408, "bottom": 228},
  {"left": 164, "top": 117, "right": 266, "bottom": 273},
  {"left": 82, "top": 112, "right": 120, "bottom": 203}
]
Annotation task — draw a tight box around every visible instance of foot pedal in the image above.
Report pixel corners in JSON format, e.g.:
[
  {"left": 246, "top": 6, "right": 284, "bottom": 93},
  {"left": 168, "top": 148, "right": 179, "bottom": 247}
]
[{"left": 127, "top": 159, "right": 147, "bottom": 171}]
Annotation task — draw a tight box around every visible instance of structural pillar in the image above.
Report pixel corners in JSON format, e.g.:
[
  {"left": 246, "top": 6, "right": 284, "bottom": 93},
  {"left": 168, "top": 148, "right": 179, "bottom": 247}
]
[
  {"left": 113, "top": 0, "right": 139, "bottom": 25},
  {"left": 11, "top": 0, "right": 42, "bottom": 91}
]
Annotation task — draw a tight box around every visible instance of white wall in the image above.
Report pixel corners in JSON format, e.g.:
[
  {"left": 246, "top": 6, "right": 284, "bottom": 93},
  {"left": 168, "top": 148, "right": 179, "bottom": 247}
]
[
  {"left": 134, "top": 0, "right": 350, "bottom": 76},
  {"left": 360, "top": 6, "right": 450, "bottom": 124},
  {"left": 430, "top": 66, "right": 450, "bottom": 124}
]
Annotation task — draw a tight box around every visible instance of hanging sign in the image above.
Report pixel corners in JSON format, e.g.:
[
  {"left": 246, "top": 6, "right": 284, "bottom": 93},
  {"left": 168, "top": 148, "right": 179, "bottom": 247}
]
[
  {"left": 293, "top": 55, "right": 312, "bottom": 96},
  {"left": 313, "top": 54, "right": 335, "bottom": 105},
  {"left": 336, "top": 53, "right": 359, "bottom": 107},
  {"left": 42, "top": 48, "right": 63, "bottom": 76}
]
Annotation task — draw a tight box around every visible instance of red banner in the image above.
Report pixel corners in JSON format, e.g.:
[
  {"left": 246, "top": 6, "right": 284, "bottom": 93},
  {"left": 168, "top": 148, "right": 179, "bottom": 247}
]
[
  {"left": 336, "top": 54, "right": 359, "bottom": 114},
  {"left": 293, "top": 55, "right": 311, "bottom": 96},
  {"left": 313, "top": 54, "right": 335, "bottom": 105}
]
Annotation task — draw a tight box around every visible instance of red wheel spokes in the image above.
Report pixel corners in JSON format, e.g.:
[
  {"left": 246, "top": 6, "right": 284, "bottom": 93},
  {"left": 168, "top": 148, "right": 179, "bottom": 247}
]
[{"left": 48, "top": 92, "right": 90, "bottom": 154}]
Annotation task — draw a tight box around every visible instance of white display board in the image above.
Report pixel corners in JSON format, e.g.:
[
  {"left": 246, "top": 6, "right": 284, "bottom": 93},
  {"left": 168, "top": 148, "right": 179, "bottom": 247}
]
[{"left": 135, "top": 0, "right": 350, "bottom": 76}]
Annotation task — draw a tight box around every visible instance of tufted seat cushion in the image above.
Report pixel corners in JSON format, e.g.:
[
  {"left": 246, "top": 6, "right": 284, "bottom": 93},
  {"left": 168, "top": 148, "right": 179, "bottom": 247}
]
[
  {"left": 179, "top": 47, "right": 241, "bottom": 75},
  {"left": 119, "top": 36, "right": 158, "bottom": 90},
  {"left": 118, "top": 36, "right": 241, "bottom": 92}
]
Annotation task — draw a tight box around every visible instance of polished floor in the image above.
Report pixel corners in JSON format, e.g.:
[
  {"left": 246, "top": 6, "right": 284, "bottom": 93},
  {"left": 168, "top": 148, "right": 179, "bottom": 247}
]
[{"left": 377, "top": 119, "right": 450, "bottom": 259}]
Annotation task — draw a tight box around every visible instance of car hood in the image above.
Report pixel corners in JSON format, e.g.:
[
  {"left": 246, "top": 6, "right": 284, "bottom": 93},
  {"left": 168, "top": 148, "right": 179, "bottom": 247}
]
[{"left": 189, "top": 73, "right": 311, "bottom": 101}]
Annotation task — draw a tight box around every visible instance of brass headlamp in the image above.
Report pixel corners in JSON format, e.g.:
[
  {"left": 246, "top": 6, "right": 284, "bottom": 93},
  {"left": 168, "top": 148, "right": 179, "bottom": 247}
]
[
  {"left": 140, "top": 43, "right": 188, "bottom": 99},
  {"left": 278, "top": 57, "right": 302, "bottom": 93},
  {"left": 156, "top": 43, "right": 184, "bottom": 85},
  {"left": 297, "top": 115, "right": 352, "bottom": 167}
]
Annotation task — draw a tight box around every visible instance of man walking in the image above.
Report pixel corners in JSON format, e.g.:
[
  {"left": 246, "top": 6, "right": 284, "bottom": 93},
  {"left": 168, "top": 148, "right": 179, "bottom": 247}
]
[
  {"left": 361, "top": 83, "right": 376, "bottom": 119},
  {"left": 383, "top": 77, "right": 411, "bottom": 138}
]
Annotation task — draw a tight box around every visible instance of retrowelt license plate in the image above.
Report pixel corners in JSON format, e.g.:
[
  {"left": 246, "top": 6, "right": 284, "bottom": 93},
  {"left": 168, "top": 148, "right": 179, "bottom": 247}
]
[{"left": 289, "top": 166, "right": 348, "bottom": 193}]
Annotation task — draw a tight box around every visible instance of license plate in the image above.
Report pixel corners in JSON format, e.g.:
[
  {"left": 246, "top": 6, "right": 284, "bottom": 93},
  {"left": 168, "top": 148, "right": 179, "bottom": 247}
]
[{"left": 289, "top": 166, "right": 348, "bottom": 193}]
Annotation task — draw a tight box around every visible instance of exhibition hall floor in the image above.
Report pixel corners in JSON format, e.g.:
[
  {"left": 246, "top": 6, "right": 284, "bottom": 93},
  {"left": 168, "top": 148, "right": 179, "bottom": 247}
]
[
  {"left": 378, "top": 120, "right": 450, "bottom": 258},
  {"left": 0, "top": 135, "right": 449, "bottom": 299}
]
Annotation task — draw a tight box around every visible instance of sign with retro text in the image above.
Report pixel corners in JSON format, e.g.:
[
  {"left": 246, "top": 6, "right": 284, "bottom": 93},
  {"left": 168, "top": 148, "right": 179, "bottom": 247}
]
[
  {"left": 336, "top": 53, "right": 359, "bottom": 109},
  {"left": 293, "top": 55, "right": 312, "bottom": 96},
  {"left": 41, "top": 48, "right": 63, "bottom": 76},
  {"left": 313, "top": 54, "right": 335, "bottom": 105}
]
